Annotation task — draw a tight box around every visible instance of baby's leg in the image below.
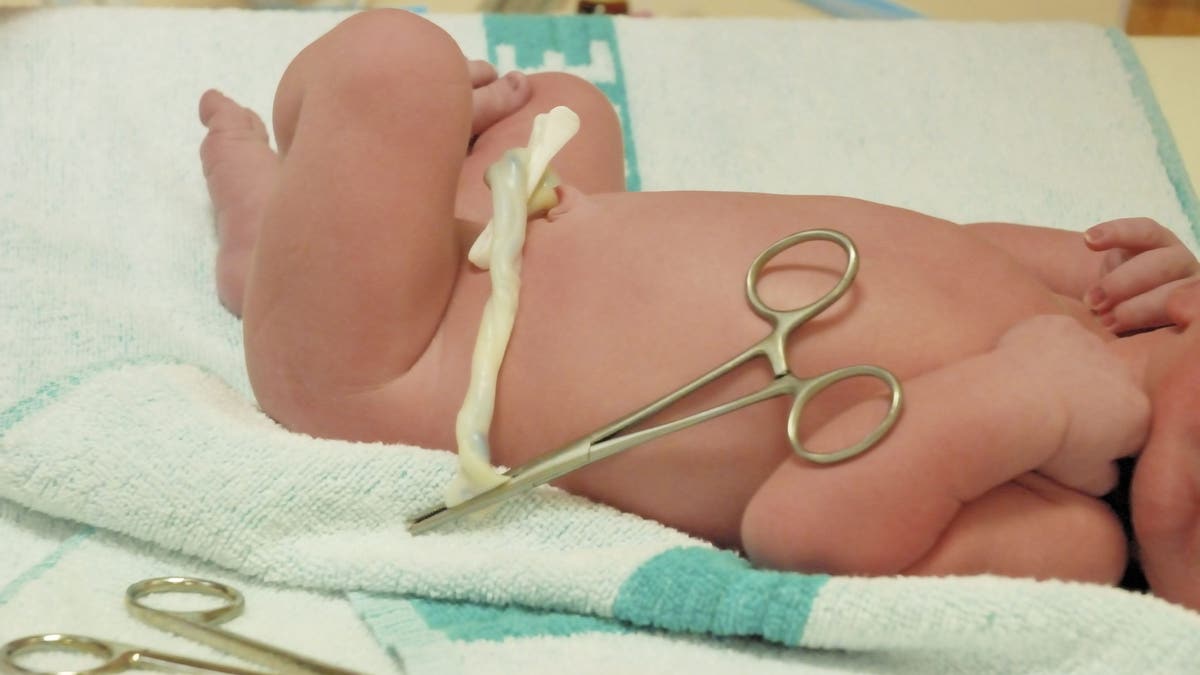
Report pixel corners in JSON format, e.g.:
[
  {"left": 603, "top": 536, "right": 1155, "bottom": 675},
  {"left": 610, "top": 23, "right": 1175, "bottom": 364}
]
[
  {"left": 238, "top": 11, "right": 475, "bottom": 437},
  {"left": 741, "top": 317, "right": 1145, "bottom": 583},
  {"left": 455, "top": 72, "right": 625, "bottom": 224}
]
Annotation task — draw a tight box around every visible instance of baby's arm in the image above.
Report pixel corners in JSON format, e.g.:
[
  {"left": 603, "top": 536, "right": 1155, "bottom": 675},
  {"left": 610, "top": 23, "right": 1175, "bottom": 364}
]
[
  {"left": 965, "top": 221, "right": 1103, "bottom": 298},
  {"left": 968, "top": 218, "right": 1200, "bottom": 333}
]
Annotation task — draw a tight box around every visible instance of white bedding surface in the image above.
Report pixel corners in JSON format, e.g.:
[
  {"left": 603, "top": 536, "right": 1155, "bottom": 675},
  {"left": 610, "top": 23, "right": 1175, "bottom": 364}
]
[{"left": 2, "top": 9, "right": 1198, "bottom": 674}]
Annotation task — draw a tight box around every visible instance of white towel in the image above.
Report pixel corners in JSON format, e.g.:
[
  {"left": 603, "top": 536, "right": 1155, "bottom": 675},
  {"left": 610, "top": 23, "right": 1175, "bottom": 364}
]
[{"left": 1, "top": 9, "right": 1198, "bottom": 674}]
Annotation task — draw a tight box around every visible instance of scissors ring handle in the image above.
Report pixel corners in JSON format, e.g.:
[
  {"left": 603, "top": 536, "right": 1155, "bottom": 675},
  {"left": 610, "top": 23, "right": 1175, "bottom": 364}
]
[
  {"left": 745, "top": 229, "right": 859, "bottom": 329},
  {"left": 126, "top": 577, "right": 244, "bottom": 626},
  {"left": 788, "top": 365, "right": 903, "bottom": 464},
  {"left": 2, "top": 633, "right": 126, "bottom": 674}
]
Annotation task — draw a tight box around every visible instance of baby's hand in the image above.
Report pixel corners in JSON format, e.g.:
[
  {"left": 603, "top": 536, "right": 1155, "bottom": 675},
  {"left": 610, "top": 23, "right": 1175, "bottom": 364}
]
[{"left": 1083, "top": 217, "right": 1200, "bottom": 334}]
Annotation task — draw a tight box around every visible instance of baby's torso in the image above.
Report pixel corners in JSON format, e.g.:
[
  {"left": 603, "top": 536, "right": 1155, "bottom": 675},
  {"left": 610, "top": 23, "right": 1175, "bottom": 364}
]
[{"left": 403, "top": 191, "right": 1103, "bottom": 544}]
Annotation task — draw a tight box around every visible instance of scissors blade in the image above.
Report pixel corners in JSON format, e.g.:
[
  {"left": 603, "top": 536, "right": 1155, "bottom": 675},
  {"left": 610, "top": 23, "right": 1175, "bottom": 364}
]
[
  {"left": 408, "top": 436, "right": 595, "bottom": 534},
  {"left": 131, "top": 649, "right": 266, "bottom": 675}
]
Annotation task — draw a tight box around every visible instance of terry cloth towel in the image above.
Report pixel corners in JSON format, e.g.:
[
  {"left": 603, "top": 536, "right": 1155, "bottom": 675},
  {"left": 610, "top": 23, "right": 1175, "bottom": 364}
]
[{"left": 2, "top": 8, "right": 1199, "bottom": 674}]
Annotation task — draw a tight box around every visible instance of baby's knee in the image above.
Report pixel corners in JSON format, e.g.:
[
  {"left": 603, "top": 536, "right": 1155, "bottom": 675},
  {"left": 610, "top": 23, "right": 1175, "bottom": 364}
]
[
  {"left": 528, "top": 72, "right": 600, "bottom": 95},
  {"left": 327, "top": 10, "right": 460, "bottom": 57},
  {"left": 304, "top": 10, "right": 468, "bottom": 93},
  {"left": 528, "top": 73, "right": 614, "bottom": 118}
]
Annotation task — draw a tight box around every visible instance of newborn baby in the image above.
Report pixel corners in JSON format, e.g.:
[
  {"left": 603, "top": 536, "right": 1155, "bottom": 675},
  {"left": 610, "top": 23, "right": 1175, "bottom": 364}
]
[{"left": 198, "top": 10, "right": 1200, "bottom": 610}]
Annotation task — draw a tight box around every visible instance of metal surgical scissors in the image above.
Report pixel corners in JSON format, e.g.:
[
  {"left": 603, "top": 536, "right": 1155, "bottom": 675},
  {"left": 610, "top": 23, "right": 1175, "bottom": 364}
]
[
  {"left": 409, "top": 228, "right": 904, "bottom": 534},
  {"left": 1, "top": 577, "right": 363, "bottom": 675}
]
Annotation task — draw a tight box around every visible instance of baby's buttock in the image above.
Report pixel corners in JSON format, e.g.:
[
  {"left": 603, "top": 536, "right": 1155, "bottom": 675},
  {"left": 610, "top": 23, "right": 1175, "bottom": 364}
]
[{"left": 426, "top": 191, "right": 1094, "bottom": 546}]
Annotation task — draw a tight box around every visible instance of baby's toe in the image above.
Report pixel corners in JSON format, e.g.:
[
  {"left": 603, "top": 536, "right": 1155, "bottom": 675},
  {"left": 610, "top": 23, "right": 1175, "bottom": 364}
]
[
  {"left": 471, "top": 71, "right": 531, "bottom": 136},
  {"left": 199, "top": 89, "right": 231, "bottom": 126},
  {"left": 199, "top": 89, "right": 268, "bottom": 141},
  {"left": 468, "top": 59, "right": 499, "bottom": 87}
]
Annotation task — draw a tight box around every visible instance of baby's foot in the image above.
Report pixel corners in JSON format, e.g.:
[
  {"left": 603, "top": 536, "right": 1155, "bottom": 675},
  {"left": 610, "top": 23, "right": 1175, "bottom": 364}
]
[
  {"left": 198, "top": 89, "right": 279, "bottom": 315},
  {"left": 469, "top": 64, "right": 532, "bottom": 137},
  {"left": 998, "top": 315, "right": 1150, "bottom": 496}
]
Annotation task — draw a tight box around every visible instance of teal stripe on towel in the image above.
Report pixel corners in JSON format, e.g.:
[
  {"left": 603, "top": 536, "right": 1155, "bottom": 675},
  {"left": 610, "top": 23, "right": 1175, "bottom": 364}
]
[
  {"left": 1106, "top": 28, "right": 1200, "bottom": 242},
  {"left": 483, "top": 14, "right": 642, "bottom": 191},
  {"left": 798, "top": 0, "right": 923, "bottom": 19},
  {"left": 0, "top": 357, "right": 182, "bottom": 436},
  {"left": 0, "top": 374, "right": 91, "bottom": 435},
  {"left": 348, "top": 591, "right": 627, "bottom": 669},
  {"left": 0, "top": 525, "right": 93, "bottom": 606},
  {"left": 348, "top": 593, "right": 464, "bottom": 675},
  {"left": 612, "top": 547, "right": 828, "bottom": 645},
  {"left": 408, "top": 597, "right": 627, "bottom": 641}
]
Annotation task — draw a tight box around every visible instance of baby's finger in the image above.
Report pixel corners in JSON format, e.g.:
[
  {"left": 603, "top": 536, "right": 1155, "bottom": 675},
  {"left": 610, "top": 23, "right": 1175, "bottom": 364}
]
[
  {"left": 1100, "top": 247, "right": 1132, "bottom": 276},
  {"left": 1084, "top": 217, "right": 1180, "bottom": 253},
  {"left": 1166, "top": 278, "right": 1200, "bottom": 326},
  {"left": 467, "top": 60, "right": 498, "bottom": 87},
  {"left": 1099, "top": 279, "right": 1194, "bottom": 333},
  {"left": 1085, "top": 246, "right": 1198, "bottom": 312}
]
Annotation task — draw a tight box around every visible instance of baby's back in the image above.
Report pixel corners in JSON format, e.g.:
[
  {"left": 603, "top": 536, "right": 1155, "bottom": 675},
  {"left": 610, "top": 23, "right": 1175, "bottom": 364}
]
[{"left": 402, "top": 192, "right": 1095, "bottom": 544}]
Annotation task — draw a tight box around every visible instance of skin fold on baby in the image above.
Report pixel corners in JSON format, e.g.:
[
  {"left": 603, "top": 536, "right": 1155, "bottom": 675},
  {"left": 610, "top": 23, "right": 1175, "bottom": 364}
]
[{"left": 197, "top": 10, "right": 1200, "bottom": 612}]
